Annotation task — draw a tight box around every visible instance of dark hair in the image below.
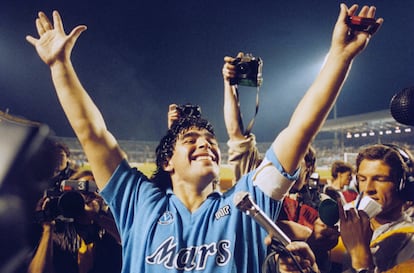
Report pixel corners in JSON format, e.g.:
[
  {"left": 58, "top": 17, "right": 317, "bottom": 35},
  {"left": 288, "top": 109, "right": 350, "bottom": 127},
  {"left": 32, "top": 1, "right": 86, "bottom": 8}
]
[
  {"left": 356, "top": 144, "right": 406, "bottom": 185},
  {"left": 151, "top": 116, "right": 216, "bottom": 190},
  {"left": 305, "top": 146, "right": 316, "bottom": 173},
  {"left": 331, "top": 160, "right": 354, "bottom": 179}
]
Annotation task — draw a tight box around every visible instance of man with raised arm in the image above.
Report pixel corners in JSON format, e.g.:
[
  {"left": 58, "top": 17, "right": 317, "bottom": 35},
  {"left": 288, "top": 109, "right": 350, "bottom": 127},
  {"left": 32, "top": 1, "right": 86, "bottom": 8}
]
[{"left": 26, "top": 4, "right": 382, "bottom": 272}]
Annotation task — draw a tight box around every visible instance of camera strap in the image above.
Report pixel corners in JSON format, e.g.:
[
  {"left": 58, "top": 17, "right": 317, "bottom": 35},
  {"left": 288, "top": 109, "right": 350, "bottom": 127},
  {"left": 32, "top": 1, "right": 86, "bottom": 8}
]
[{"left": 235, "top": 85, "right": 260, "bottom": 136}]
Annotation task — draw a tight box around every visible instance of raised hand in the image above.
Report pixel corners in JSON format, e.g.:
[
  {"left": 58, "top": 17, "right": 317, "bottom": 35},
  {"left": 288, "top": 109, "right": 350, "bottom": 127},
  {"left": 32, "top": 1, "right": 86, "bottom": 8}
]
[
  {"left": 26, "top": 11, "right": 87, "bottom": 66},
  {"left": 331, "top": 4, "right": 383, "bottom": 59}
]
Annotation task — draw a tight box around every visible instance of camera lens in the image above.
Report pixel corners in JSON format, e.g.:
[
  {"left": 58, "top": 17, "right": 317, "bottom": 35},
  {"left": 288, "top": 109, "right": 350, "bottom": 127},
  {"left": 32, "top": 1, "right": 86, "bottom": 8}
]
[
  {"left": 237, "top": 63, "right": 251, "bottom": 75},
  {"left": 58, "top": 191, "right": 85, "bottom": 218},
  {"left": 182, "top": 107, "right": 194, "bottom": 116}
]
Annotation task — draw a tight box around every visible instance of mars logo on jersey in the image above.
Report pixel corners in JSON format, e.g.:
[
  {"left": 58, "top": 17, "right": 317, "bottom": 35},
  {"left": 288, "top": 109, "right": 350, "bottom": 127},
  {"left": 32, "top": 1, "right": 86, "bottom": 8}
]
[{"left": 146, "top": 236, "right": 231, "bottom": 270}]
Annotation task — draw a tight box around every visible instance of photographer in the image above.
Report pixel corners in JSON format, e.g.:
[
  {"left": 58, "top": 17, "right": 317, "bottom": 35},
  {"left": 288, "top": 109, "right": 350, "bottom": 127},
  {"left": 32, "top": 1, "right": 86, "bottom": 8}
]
[
  {"left": 28, "top": 170, "right": 121, "bottom": 273},
  {"left": 48, "top": 140, "right": 78, "bottom": 188}
]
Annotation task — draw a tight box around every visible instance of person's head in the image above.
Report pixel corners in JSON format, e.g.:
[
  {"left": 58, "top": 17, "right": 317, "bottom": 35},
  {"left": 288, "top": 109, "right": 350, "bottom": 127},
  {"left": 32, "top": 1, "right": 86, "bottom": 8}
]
[
  {"left": 331, "top": 160, "right": 353, "bottom": 189},
  {"left": 53, "top": 141, "right": 71, "bottom": 174},
  {"left": 152, "top": 116, "right": 220, "bottom": 191},
  {"left": 292, "top": 146, "right": 316, "bottom": 191},
  {"left": 356, "top": 144, "right": 409, "bottom": 219}
]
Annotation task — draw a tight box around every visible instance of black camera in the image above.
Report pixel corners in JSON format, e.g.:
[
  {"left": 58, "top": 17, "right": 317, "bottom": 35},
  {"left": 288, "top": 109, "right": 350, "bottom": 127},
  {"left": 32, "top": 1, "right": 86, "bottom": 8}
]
[
  {"left": 307, "top": 172, "right": 320, "bottom": 191},
  {"left": 35, "top": 179, "right": 98, "bottom": 222},
  {"left": 346, "top": 16, "right": 380, "bottom": 35},
  {"left": 177, "top": 104, "right": 202, "bottom": 119},
  {"left": 230, "top": 54, "right": 263, "bottom": 87}
]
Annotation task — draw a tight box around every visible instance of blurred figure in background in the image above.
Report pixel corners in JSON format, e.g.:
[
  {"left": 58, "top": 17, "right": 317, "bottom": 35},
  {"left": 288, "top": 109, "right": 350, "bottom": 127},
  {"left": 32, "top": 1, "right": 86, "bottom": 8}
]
[
  {"left": 28, "top": 169, "right": 121, "bottom": 273},
  {"left": 326, "top": 160, "right": 358, "bottom": 203}
]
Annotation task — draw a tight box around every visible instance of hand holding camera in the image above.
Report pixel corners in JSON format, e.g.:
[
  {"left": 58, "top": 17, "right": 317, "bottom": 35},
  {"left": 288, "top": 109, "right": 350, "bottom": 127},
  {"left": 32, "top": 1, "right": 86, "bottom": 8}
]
[
  {"left": 346, "top": 15, "right": 380, "bottom": 35},
  {"left": 229, "top": 53, "right": 263, "bottom": 87},
  {"left": 35, "top": 179, "right": 99, "bottom": 223}
]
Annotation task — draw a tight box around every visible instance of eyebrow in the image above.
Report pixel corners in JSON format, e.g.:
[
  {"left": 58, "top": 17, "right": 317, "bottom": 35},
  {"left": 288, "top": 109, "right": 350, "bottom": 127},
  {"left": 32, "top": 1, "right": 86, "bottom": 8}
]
[
  {"left": 357, "top": 173, "right": 393, "bottom": 181},
  {"left": 181, "top": 131, "right": 215, "bottom": 140}
]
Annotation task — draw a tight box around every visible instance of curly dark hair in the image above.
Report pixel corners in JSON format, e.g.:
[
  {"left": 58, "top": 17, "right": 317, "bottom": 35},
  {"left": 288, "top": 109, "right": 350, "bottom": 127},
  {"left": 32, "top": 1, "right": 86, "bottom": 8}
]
[{"left": 151, "top": 116, "right": 216, "bottom": 190}]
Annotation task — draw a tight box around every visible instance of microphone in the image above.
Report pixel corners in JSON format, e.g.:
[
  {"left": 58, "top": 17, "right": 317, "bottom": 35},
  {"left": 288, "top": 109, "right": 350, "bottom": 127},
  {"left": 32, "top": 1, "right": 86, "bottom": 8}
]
[
  {"left": 390, "top": 87, "right": 414, "bottom": 126},
  {"left": 233, "top": 191, "right": 291, "bottom": 246},
  {"left": 318, "top": 198, "right": 339, "bottom": 227}
]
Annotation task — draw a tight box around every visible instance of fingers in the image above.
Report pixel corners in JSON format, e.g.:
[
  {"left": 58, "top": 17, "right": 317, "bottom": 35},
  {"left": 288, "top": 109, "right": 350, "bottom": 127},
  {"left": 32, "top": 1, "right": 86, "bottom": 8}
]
[
  {"left": 278, "top": 254, "right": 313, "bottom": 273},
  {"left": 168, "top": 104, "right": 179, "bottom": 129},
  {"left": 39, "top": 11, "right": 53, "bottom": 31},
  {"left": 36, "top": 11, "right": 54, "bottom": 37},
  {"left": 356, "top": 5, "right": 371, "bottom": 18},
  {"left": 348, "top": 4, "right": 359, "bottom": 16},
  {"left": 35, "top": 18, "right": 45, "bottom": 36},
  {"left": 337, "top": 3, "right": 349, "bottom": 23},
  {"left": 68, "top": 25, "right": 88, "bottom": 42},
  {"left": 25, "top": 35, "right": 37, "bottom": 46},
  {"left": 169, "top": 104, "right": 178, "bottom": 111},
  {"left": 33, "top": 11, "right": 61, "bottom": 38},
  {"left": 222, "top": 59, "right": 236, "bottom": 80},
  {"left": 52, "top": 10, "right": 65, "bottom": 32}
]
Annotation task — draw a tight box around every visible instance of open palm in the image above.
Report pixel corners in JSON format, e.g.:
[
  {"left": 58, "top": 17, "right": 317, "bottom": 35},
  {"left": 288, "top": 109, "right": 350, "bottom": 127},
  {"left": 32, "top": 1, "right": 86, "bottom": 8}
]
[{"left": 26, "top": 11, "right": 86, "bottom": 66}]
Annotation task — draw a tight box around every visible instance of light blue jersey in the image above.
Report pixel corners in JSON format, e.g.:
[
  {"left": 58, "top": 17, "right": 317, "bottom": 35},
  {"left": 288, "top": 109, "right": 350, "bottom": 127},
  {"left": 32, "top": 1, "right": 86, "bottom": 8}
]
[{"left": 100, "top": 148, "right": 298, "bottom": 273}]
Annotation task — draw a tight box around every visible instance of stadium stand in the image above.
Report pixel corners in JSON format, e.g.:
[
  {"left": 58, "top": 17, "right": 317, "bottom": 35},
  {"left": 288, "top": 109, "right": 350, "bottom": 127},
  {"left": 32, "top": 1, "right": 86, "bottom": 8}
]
[{"left": 56, "top": 109, "right": 414, "bottom": 189}]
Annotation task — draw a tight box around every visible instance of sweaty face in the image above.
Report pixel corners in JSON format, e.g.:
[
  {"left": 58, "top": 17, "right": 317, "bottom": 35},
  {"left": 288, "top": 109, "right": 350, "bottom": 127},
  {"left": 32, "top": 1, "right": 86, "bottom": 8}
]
[
  {"left": 357, "top": 159, "right": 403, "bottom": 217},
  {"left": 165, "top": 127, "right": 221, "bottom": 187}
]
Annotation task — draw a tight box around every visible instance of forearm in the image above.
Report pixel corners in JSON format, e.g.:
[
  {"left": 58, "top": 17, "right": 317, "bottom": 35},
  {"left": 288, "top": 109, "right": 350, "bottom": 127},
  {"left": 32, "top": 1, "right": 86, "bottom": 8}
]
[
  {"left": 50, "top": 60, "right": 107, "bottom": 142},
  {"left": 28, "top": 225, "right": 54, "bottom": 273},
  {"left": 223, "top": 80, "right": 244, "bottom": 140},
  {"left": 273, "top": 51, "right": 353, "bottom": 174},
  {"left": 290, "top": 50, "right": 352, "bottom": 138},
  {"left": 49, "top": 60, "right": 125, "bottom": 188}
]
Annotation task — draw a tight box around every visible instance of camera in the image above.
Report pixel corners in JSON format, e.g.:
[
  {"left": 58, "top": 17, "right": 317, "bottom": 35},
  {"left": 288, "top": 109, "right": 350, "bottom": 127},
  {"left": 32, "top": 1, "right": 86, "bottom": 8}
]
[
  {"left": 35, "top": 179, "right": 98, "bottom": 222},
  {"left": 177, "top": 104, "right": 202, "bottom": 119},
  {"left": 307, "top": 172, "right": 320, "bottom": 191},
  {"left": 230, "top": 54, "right": 263, "bottom": 87},
  {"left": 346, "top": 16, "right": 379, "bottom": 35}
]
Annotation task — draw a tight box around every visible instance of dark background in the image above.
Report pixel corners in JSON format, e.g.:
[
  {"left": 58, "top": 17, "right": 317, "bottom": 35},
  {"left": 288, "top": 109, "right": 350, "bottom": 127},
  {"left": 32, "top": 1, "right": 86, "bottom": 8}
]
[{"left": 1, "top": 0, "right": 413, "bottom": 142}]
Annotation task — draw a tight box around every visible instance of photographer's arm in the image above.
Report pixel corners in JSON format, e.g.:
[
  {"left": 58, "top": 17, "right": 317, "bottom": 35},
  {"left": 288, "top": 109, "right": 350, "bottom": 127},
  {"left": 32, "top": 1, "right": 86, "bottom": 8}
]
[
  {"left": 26, "top": 11, "right": 126, "bottom": 190},
  {"left": 28, "top": 223, "right": 54, "bottom": 273},
  {"left": 272, "top": 4, "right": 382, "bottom": 175},
  {"left": 222, "top": 53, "right": 245, "bottom": 141}
]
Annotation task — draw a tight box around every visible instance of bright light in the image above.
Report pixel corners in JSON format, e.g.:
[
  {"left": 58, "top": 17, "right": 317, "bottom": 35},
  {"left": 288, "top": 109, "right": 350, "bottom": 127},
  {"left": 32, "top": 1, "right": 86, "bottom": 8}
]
[
  {"left": 385, "top": 130, "right": 392, "bottom": 135},
  {"left": 361, "top": 132, "right": 367, "bottom": 137},
  {"left": 354, "top": 133, "right": 360, "bottom": 138},
  {"left": 346, "top": 132, "right": 352, "bottom": 138},
  {"left": 405, "top": 128, "right": 412, "bottom": 133},
  {"left": 369, "top": 131, "right": 375, "bottom": 136}
]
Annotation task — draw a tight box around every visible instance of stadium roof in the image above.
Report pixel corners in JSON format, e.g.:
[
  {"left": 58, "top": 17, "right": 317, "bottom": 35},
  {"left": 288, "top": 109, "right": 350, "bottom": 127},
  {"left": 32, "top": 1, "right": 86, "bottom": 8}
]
[{"left": 320, "top": 109, "right": 411, "bottom": 134}]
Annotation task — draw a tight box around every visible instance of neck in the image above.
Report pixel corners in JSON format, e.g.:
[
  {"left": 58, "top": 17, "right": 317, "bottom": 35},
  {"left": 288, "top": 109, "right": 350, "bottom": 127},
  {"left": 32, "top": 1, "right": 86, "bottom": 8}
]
[
  {"left": 173, "top": 181, "right": 215, "bottom": 212},
  {"left": 371, "top": 205, "right": 403, "bottom": 230}
]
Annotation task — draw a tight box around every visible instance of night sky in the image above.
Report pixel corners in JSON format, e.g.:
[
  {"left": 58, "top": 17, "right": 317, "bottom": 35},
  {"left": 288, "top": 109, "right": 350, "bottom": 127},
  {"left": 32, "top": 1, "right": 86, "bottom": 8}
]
[{"left": 1, "top": 0, "right": 414, "bottom": 142}]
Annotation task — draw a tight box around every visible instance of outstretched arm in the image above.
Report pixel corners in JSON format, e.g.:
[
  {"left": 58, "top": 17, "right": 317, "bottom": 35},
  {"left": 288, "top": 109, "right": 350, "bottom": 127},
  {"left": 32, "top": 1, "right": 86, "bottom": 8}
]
[
  {"left": 222, "top": 52, "right": 245, "bottom": 141},
  {"left": 26, "top": 11, "right": 126, "bottom": 189},
  {"left": 273, "top": 4, "right": 383, "bottom": 174}
]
